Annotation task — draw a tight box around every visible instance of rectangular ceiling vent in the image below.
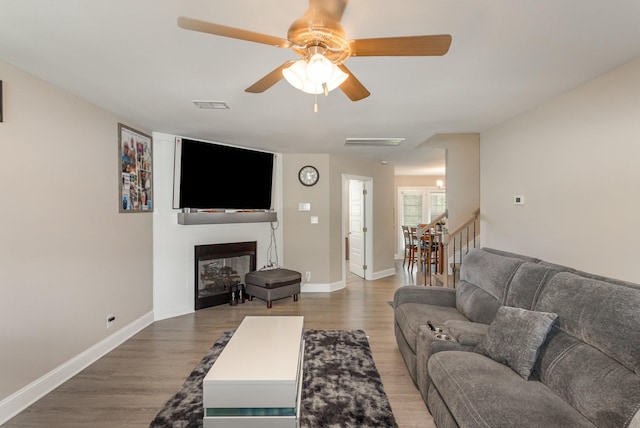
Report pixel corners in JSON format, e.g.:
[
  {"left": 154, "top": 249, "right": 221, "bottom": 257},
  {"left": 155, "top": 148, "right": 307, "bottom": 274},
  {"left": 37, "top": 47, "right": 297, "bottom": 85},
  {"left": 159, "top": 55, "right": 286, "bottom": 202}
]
[
  {"left": 345, "top": 138, "right": 405, "bottom": 147},
  {"left": 192, "top": 100, "right": 229, "bottom": 109}
]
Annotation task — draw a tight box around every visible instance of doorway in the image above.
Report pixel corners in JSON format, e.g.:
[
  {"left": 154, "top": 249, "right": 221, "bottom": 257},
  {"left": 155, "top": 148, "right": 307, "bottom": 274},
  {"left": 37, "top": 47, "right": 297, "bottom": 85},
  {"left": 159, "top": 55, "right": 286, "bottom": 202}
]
[{"left": 343, "top": 175, "right": 373, "bottom": 281}]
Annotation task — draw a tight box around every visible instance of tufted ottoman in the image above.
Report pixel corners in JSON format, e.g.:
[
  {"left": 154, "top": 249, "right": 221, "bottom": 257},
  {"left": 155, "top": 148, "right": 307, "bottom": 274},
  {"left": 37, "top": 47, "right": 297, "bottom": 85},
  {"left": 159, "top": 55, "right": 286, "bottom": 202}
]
[{"left": 244, "top": 268, "right": 301, "bottom": 308}]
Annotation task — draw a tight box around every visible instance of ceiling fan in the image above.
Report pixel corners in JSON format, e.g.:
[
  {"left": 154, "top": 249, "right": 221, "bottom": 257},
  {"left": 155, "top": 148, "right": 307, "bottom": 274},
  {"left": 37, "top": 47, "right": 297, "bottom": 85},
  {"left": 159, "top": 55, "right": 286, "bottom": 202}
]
[{"left": 177, "top": 0, "right": 452, "bottom": 101}]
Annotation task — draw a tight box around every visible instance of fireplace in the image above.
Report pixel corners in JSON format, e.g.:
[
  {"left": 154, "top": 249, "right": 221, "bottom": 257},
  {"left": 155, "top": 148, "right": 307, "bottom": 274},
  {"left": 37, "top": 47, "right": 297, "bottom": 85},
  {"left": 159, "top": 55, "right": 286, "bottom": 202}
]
[{"left": 194, "top": 241, "right": 256, "bottom": 310}]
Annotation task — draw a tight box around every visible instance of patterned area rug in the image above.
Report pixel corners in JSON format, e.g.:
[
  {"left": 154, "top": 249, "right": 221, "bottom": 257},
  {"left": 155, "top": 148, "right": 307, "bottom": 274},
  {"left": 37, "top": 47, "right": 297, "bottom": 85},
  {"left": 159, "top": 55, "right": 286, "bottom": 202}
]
[{"left": 149, "top": 329, "right": 397, "bottom": 428}]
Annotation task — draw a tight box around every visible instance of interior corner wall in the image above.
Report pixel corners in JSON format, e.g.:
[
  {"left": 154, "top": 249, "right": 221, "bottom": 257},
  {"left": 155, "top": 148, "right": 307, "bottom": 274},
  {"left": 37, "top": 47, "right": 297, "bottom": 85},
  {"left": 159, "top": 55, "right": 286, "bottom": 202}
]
[
  {"left": 152, "top": 133, "right": 283, "bottom": 320},
  {"left": 0, "top": 60, "right": 153, "bottom": 405},
  {"left": 481, "top": 57, "right": 640, "bottom": 284}
]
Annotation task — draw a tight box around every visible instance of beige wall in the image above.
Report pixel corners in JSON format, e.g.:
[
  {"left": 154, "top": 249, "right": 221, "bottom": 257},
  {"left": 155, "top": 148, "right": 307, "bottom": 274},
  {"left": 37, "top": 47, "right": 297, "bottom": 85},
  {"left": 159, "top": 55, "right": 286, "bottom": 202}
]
[
  {"left": 481, "top": 57, "right": 640, "bottom": 284},
  {"left": 282, "top": 154, "right": 331, "bottom": 284},
  {"left": 0, "top": 61, "right": 153, "bottom": 401},
  {"left": 282, "top": 154, "right": 395, "bottom": 286},
  {"left": 395, "top": 175, "right": 446, "bottom": 188},
  {"left": 423, "top": 134, "right": 480, "bottom": 229}
]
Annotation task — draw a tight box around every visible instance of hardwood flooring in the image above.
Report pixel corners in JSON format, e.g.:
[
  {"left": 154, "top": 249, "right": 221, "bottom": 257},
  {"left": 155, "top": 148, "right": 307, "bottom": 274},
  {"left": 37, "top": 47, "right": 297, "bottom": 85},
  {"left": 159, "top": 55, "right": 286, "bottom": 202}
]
[{"left": 5, "top": 263, "right": 435, "bottom": 428}]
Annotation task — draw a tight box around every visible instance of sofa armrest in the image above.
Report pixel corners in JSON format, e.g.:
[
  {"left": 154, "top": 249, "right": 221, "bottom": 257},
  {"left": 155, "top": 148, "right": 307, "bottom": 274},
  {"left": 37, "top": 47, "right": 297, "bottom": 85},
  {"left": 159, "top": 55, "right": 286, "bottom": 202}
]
[
  {"left": 442, "top": 320, "right": 489, "bottom": 346},
  {"left": 393, "top": 286, "right": 456, "bottom": 308}
]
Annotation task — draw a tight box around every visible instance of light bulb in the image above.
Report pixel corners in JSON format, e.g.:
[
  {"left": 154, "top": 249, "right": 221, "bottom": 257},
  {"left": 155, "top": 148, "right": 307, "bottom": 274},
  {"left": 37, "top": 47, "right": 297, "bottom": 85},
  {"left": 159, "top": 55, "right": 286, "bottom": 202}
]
[{"left": 306, "top": 53, "right": 333, "bottom": 84}]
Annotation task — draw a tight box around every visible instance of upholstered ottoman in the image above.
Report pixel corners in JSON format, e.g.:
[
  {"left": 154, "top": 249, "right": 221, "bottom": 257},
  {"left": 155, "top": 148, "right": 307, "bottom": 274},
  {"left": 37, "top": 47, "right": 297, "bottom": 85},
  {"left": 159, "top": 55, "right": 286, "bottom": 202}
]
[{"left": 245, "top": 268, "right": 301, "bottom": 308}]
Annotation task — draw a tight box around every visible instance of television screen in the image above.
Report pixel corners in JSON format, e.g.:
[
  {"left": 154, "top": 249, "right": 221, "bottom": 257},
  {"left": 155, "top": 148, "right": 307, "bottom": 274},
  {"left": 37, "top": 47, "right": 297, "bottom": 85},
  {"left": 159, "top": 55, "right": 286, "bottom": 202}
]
[{"left": 173, "top": 138, "right": 274, "bottom": 210}]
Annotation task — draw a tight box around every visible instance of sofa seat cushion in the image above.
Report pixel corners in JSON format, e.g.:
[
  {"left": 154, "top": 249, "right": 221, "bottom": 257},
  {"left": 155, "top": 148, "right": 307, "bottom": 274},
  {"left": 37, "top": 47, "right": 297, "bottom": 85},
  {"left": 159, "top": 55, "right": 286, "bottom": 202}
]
[
  {"left": 395, "top": 303, "right": 468, "bottom": 353},
  {"left": 429, "top": 351, "right": 594, "bottom": 428}
]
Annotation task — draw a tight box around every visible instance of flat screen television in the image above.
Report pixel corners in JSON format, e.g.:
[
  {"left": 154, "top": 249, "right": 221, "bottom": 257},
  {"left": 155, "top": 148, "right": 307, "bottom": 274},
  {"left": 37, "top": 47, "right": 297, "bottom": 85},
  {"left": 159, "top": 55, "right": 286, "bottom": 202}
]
[{"left": 173, "top": 137, "right": 275, "bottom": 210}]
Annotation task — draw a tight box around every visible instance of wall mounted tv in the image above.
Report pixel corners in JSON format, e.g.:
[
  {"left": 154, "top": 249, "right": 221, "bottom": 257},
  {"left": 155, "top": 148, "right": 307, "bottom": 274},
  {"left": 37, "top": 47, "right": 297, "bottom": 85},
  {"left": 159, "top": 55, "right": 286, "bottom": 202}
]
[{"left": 173, "top": 137, "right": 275, "bottom": 210}]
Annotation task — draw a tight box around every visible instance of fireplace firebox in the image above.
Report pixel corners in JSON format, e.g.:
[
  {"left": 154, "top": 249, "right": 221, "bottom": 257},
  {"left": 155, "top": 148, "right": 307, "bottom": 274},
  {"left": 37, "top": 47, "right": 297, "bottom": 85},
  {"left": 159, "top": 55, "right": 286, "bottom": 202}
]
[{"left": 194, "top": 241, "right": 256, "bottom": 310}]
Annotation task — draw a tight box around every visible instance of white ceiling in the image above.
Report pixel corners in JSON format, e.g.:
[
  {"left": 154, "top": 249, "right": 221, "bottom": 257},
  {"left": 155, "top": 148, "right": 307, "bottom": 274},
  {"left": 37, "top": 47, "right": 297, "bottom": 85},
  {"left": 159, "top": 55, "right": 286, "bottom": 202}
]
[{"left": 2, "top": 0, "right": 640, "bottom": 175}]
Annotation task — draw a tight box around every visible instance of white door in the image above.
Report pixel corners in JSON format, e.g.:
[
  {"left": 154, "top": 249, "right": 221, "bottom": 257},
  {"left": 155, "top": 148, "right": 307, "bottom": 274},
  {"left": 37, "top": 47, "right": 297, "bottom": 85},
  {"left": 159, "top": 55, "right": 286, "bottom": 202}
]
[{"left": 349, "top": 180, "right": 365, "bottom": 278}]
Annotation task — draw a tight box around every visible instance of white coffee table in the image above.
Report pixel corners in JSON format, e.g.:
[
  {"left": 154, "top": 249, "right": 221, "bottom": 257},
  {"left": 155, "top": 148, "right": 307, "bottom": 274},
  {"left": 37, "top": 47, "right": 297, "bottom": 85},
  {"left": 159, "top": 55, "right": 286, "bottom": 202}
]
[{"left": 203, "top": 316, "right": 305, "bottom": 428}]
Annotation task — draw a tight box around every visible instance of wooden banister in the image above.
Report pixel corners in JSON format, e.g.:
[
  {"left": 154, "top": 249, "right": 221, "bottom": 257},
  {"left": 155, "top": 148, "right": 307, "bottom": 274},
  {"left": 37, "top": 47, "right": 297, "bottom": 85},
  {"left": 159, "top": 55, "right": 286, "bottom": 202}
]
[{"left": 416, "top": 208, "right": 480, "bottom": 287}]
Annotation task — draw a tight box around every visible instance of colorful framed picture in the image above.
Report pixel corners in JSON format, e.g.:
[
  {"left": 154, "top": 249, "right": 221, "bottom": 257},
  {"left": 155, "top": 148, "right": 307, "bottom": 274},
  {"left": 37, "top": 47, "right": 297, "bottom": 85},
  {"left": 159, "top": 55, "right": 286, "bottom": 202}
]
[{"left": 118, "top": 123, "right": 153, "bottom": 212}]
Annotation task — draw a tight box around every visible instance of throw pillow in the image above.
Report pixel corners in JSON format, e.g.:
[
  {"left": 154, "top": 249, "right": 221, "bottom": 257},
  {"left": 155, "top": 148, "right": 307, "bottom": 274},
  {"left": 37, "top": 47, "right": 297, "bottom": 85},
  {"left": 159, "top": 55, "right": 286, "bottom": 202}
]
[{"left": 475, "top": 306, "right": 558, "bottom": 379}]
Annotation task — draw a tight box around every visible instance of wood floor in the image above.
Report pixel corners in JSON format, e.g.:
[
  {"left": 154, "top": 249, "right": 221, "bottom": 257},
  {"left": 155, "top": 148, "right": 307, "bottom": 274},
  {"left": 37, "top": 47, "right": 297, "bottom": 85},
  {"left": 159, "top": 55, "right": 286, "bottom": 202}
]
[{"left": 5, "top": 263, "right": 435, "bottom": 428}]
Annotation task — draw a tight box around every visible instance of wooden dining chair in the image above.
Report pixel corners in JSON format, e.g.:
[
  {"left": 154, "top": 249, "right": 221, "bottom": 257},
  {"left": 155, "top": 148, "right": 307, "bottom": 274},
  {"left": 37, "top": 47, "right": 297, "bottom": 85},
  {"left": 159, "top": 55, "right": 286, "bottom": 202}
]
[
  {"left": 417, "top": 225, "right": 440, "bottom": 274},
  {"left": 401, "top": 226, "right": 415, "bottom": 269}
]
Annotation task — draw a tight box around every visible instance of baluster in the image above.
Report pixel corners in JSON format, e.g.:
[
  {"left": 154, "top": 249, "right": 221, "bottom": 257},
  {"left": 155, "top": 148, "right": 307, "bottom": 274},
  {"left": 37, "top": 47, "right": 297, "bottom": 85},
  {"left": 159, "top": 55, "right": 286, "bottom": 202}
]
[
  {"left": 465, "top": 225, "right": 469, "bottom": 254},
  {"left": 452, "top": 236, "right": 457, "bottom": 288},
  {"left": 473, "top": 219, "right": 476, "bottom": 249}
]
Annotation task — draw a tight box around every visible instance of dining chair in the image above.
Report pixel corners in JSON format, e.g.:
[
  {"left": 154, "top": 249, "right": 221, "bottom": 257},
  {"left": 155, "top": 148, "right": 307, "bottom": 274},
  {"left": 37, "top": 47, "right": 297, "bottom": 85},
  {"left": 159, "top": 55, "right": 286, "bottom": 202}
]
[
  {"left": 402, "top": 226, "right": 418, "bottom": 270},
  {"left": 417, "top": 224, "right": 440, "bottom": 274}
]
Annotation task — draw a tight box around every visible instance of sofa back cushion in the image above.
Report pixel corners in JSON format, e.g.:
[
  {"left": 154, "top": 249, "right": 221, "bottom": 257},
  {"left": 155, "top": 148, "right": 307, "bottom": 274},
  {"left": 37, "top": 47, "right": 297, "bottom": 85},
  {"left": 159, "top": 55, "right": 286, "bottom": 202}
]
[
  {"left": 504, "top": 262, "right": 563, "bottom": 309},
  {"left": 533, "top": 272, "right": 640, "bottom": 427},
  {"left": 457, "top": 249, "right": 527, "bottom": 324}
]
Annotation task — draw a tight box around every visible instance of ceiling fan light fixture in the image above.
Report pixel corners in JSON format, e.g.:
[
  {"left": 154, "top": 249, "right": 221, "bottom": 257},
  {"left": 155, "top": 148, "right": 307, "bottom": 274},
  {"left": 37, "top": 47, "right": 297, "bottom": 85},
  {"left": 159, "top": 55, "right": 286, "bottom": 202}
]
[
  {"left": 306, "top": 53, "right": 333, "bottom": 84},
  {"left": 325, "top": 64, "right": 348, "bottom": 91},
  {"left": 282, "top": 60, "right": 307, "bottom": 90},
  {"left": 283, "top": 57, "right": 348, "bottom": 95}
]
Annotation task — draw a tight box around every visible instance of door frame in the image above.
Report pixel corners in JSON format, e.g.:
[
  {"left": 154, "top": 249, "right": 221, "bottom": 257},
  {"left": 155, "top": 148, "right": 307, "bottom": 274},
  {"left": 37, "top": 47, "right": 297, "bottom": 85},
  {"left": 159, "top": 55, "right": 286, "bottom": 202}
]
[{"left": 342, "top": 174, "right": 373, "bottom": 282}]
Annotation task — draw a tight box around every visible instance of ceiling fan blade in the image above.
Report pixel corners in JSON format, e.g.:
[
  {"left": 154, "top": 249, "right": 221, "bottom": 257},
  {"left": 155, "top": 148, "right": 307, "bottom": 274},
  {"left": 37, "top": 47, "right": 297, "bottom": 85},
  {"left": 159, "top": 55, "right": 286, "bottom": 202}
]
[
  {"left": 351, "top": 34, "right": 452, "bottom": 56},
  {"left": 337, "top": 64, "right": 370, "bottom": 101},
  {"left": 177, "top": 16, "right": 290, "bottom": 48},
  {"left": 309, "top": 0, "right": 348, "bottom": 21},
  {"left": 245, "top": 61, "right": 296, "bottom": 93}
]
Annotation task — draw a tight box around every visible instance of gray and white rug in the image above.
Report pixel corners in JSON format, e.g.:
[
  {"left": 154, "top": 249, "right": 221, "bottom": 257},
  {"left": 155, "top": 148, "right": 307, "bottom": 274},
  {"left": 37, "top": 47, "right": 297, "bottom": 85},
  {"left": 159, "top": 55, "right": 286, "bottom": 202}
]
[{"left": 149, "top": 329, "right": 398, "bottom": 428}]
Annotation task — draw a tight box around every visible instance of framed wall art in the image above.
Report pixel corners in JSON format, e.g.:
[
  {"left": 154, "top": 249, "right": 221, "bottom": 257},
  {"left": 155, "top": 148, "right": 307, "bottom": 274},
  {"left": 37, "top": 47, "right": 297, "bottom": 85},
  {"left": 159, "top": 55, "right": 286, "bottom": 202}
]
[{"left": 119, "top": 123, "right": 153, "bottom": 212}]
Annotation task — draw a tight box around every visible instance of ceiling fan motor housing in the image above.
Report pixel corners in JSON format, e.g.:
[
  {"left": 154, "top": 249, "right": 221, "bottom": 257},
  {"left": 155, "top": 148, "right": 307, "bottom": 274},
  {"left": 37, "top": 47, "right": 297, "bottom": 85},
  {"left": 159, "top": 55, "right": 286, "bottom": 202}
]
[{"left": 288, "top": 8, "right": 352, "bottom": 63}]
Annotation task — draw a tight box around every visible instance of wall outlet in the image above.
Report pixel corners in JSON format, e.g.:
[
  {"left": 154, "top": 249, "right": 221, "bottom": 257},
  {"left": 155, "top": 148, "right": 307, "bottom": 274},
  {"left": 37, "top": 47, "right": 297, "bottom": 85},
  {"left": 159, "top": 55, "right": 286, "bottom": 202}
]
[
  {"left": 106, "top": 313, "right": 115, "bottom": 328},
  {"left": 514, "top": 195, "right": 525, "bottom": 205},
  {"left": 305, "top": 271, "right": 311, "bottom": 282}
]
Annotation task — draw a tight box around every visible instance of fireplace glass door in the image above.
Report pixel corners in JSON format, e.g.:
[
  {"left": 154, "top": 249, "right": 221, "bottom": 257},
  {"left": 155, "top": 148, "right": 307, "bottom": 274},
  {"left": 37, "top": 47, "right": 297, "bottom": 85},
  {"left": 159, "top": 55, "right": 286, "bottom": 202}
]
[{"left": 195, "top": 242, "right": 256, "bottom": 310}]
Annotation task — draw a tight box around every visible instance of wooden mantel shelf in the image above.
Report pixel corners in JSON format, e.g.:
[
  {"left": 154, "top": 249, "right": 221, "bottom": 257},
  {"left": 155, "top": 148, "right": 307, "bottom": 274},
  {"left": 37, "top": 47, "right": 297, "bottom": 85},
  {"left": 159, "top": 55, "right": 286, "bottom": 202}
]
[{"left": 177, "top": 211, "right": 278, "bottom": 225}]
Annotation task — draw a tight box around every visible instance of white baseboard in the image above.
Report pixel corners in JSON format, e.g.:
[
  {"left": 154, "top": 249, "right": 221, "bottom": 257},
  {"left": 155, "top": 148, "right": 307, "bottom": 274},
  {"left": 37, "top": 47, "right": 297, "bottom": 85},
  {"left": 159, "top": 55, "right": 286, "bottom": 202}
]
[
  {"left": 0, "top": 311, "right": 154, "bottom": 425},
  {"left": 302, "top": 280, "right": 345, "bottom": 293},
  {"left": 153, "top": 305, "right": 193, "bottom": 322},
  {"left": 372, "top": 267, "right": 396, "bottom": 280}
]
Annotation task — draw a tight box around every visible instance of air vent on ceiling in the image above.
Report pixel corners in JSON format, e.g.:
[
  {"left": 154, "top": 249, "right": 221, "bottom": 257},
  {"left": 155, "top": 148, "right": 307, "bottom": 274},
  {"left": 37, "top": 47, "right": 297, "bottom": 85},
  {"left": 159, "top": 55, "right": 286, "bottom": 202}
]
[
  {"left": 192, "top": 100, "right": 229, "bottom": 109},
  {"left": 345, "top": 138, "right": 405, "bottom": 147}
]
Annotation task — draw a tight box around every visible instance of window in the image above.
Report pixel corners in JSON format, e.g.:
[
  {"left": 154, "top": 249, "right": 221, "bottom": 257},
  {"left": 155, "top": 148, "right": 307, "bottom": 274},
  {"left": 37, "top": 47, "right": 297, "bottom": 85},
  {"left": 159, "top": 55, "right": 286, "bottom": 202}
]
[
  {"left": 430, "top": 192, "right": 446, "bottom": 221},
  {"left": 402, "top": 192, "right": 423, "bottom": 227},
  {"left": 398, "top": 187, "right": 446, "bottom": 256}
]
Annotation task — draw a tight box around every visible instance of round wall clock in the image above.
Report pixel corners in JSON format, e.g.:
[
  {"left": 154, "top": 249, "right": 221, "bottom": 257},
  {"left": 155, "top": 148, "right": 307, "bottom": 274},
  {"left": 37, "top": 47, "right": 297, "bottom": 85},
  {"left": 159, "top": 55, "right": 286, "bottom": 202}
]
[{"left": 298, "top": 165, "right": 319, "bottom": 186}]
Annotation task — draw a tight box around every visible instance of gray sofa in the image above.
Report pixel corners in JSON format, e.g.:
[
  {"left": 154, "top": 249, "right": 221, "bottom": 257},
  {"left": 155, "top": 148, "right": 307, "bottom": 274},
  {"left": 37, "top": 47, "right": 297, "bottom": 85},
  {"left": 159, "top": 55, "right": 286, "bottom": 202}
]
[{"left": 394, "top": 247, "right": 640, "bottom": 428}]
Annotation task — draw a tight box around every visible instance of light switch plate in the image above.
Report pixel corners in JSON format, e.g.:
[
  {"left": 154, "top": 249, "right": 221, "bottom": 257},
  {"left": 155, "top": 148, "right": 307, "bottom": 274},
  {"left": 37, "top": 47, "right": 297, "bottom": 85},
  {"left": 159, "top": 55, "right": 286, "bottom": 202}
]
[
  {"left": 298, "top": 202, "right": 311, "bottom": 212},
  {"left": 310, "top": 216, "right": 319, "bottom": 224}
]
